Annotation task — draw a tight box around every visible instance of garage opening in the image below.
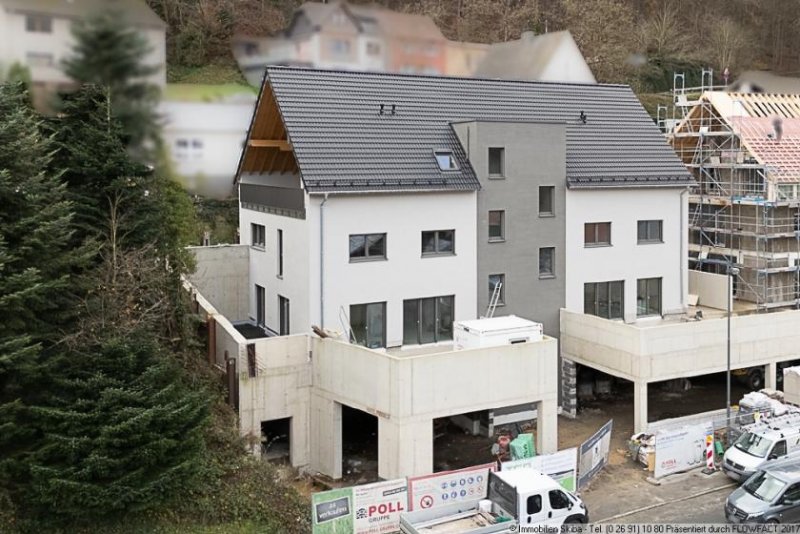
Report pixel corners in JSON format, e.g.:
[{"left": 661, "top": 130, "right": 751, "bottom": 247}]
[
  {"left": 434, "top": 406, "right": 537, "bottom": 473},
  {"left": 647, "top": 371, "right": 749, "bottom": 422},
  {"left": 261, "top": 417, "right": 291, "bottom": 463},
  {"left": 342, "top": 405, "right": 378, "bottom": 483}
]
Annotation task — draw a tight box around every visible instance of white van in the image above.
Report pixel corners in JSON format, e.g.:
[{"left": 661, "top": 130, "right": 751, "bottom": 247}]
[{"left": 723, "top": 413, "right": 800, "bottom": 481}]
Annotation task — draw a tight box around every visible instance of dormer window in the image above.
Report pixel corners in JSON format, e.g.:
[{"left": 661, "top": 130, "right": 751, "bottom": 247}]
[{"left": 435, "top": 150, "right": 458, "bottom": 171}]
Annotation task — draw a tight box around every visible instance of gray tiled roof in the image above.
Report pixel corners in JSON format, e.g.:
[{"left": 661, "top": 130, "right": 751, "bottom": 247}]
[{"left": 266, "top": 67, "right": 692, "bottom": 193}]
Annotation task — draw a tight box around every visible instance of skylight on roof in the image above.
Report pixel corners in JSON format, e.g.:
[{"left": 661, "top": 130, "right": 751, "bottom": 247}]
[{"left": 435, "top": 150, "right": 458, "bottom": 171}]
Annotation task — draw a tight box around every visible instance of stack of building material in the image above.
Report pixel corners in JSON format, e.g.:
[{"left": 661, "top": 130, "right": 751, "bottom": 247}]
[
  {"left": 784, "top": 367, "right": 800, "bottom": 407},
  {"left": 629, "top": 432, "right": 655, "bottom": 467}
]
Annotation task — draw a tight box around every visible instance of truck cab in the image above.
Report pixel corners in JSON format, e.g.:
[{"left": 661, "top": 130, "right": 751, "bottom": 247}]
[
  {"left": 723, "top": 415, "right": 800, "bottom": 482},
  {"left": 399, "top": 469, "right": 588, "bottom": 533}
]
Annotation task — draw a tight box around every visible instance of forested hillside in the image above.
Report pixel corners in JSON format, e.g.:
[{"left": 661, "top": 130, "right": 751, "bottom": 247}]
[{"left": 147, "top": 0, "right": 800, "bottom": 90}]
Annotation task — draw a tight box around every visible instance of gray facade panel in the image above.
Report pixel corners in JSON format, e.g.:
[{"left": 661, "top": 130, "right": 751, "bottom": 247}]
[
  {"left": 240, "top": 183, "right": 305, "bottom": 214},
  {"left": 457, "top": 121, "right": 567, "bottom": 337}
]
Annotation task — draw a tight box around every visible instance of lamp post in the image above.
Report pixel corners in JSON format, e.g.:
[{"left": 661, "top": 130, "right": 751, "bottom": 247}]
[{"left": 727, "top": 265, "right": 740, "bottom": 442}]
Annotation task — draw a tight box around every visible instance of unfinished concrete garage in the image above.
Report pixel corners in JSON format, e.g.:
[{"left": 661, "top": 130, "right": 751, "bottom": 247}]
[{"left": 261, "top": 417, "right": 291, "bottom": 462}]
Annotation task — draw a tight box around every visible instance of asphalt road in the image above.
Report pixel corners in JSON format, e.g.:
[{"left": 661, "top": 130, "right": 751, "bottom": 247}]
[{"left": 606, "top": 485, "right": 731, "bottom": 524}]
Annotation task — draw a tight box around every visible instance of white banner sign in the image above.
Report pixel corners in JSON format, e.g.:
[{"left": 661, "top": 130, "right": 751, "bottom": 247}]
[
  {"left": 502, "top": 448, "right": 578, "bottom": 491},
  {"left": 654, "top": 421, "right": 713, "bottom": 478},
  {"left": 407, "top": 463, "right": 496, "bottom": 511},
  {"left": 353, "top": 478, "right": 408, "bottom": 534}
]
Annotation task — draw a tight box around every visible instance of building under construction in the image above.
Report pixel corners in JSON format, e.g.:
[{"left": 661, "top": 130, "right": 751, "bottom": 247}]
[{"left": 668, "top": 74, "right": 800, "bottom": 311}]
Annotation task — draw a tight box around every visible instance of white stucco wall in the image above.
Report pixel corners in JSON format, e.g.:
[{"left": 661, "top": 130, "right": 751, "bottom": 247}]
[
  {"left": 539, "top": 39, "right": 596, "bottom": 83},
  {"left": 240, "top": 206, "right": 311, "bottom": 335},
  {"left": 689, "top": 270, "right": 731, "bottom": 310},
  {"left": 565, "top": 188, "right": 688, "bottom": 323},
  {"left": 306, "top": 191, "right": 478, "bottom": 347}
]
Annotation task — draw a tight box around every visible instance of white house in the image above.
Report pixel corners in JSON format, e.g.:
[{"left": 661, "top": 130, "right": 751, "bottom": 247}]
[
  {"left": 236, "top": 68, "right": 479, "bottom": 347},
  {"left": 160, "top": 93, "right": 255, "bottom": 199},
  {"left": 0, "top": 0, "right": 166, "bottom": 89}
]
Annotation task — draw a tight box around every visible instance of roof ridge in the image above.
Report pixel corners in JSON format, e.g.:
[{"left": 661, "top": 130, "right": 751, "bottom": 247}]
[{"left": 265, "top": 65, "right": 630, "bottom": 89}]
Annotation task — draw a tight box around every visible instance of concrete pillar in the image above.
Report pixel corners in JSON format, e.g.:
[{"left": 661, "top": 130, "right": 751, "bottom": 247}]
[
  {"left": 634, "top": 381, "right": 648, "bottom": 433},
  {"left": 378, "top": 418, "right": 433, "bottom": 480},
  {"left": 560, "top": 359, "right": 578, "bottom": 418},
  {"left": 537, "top": 397, "right": 558, "bottom": 455},
  {"left": 309, "top": 394, "right": 342, "bottom": 479},
  {"left": 766, "top": 362, "right": 778, "bottom": 390}
]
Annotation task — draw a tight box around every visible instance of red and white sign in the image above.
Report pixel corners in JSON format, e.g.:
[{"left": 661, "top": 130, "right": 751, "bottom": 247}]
[
  {"left": 353, "top": 478, "right": 408, "bottom": 534},
  {"left": 407, "top": 463, "right": 496, "bottom": 511}
]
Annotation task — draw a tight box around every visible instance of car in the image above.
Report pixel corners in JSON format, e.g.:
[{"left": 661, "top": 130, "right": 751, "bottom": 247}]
[{"left": 726, "top": 461, "right": 800, "bottom": 523}]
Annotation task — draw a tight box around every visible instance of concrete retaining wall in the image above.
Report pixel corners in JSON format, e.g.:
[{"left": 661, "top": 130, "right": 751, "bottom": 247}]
[{"left": 188, "top": 245, "right": 250, "bottom": 321}]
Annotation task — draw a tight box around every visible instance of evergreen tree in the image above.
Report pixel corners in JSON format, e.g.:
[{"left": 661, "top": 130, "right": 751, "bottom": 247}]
[
  {"left": 22, "top": 332, "right": 208, "bottom": 523},
  {"left": 63, "top": 11, "right": 161, "bottom": 156},
  {"left": 0, "top": 83, "right": 90, "bottom": 506}
]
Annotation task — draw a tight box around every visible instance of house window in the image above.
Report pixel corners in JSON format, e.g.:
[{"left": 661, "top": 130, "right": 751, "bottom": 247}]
[
  {"left": 585, "top": 222, "right": 611, "bottom": 246},
  {"left": 637, "top": 277, "right": 662, "bottom": 317},
  {"left": 255, "top": 285, "right": 266, "bottom": 326},
  {"left": 350, "top": 302, "right": 386, "bottom": 348},
  {"left": 25, "top": 14, "right": 52, "bottom": 33},
  {"left": 349, "top": 233, "right": 386, "bottom": 261},
  {"left": 403, "top": 295, "right": 454, "bottom": 345},
  {"left": 584, "top": 280, "right": 624, "bottom": 319},
  {"left": 488, "top": 211, "right": 505, "bottom": 241},
  {"left": 25, "top": 52, "right": 54, "bottom": 67},
  {"left": 251, "top": 223, "right": 265, "bottom": 249},
  {"left": 174, "top": 138, "right": 203, "bottom": 160},
  {"left": 434, "top": 150, "right": 458, "bottom": 170},
  {"left": 489, "top": 274, "right": 505, "bottom": 305},
  {"left": 539, "top": 186, "right": 554, "bottom": 216},
  {"left": 277, "top": 229, "right": 284, "bottom": 277},
  {"left": 488, "top": 147, "right": 505, "bottom": 177},
  {"left": 637, "top": 220, "right": 663, "bottom": 243},
  {"left": 330, "top": 39, "right": 351, "bottom": 55},
  {"left": 366, "top": 42, "right": 381, "bottom": 56},
  {"left": 279, "top": 296, "right": 290, "bottom": 335},
  {"left": 539, "top": 247, "right": 555, "bottom": 278},
  {"left": 422, "top": 230, "right": 455, "bottom": 256}
]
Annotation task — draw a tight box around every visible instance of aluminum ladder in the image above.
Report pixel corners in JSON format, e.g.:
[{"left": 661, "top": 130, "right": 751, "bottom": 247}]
[{"left": 486, "top": 282, "right": 503, "bottom": 318}]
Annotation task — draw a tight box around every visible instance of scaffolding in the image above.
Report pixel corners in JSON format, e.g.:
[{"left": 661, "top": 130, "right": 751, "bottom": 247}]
[{"left": 667, "top": 71, "right": 800, "bottom": 312}]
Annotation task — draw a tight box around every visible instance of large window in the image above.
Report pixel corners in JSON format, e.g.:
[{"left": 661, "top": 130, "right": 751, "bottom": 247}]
[
  {"left": 637, "top": 277, "right": 662, "bottom": 317},
  {"left": 349, "top": 233, "right": 386, "bottom": 261},
  {"left": 489, "top": 274, "right": 505, "bottom": 305},
  {"left": 539, "top": 186, "right": 554, "bottom": 216},
  {"left": 403, "top": 296, "right": 454, "bottom": 345},
  {"left": 330, "top": 39, "right": 351, "bottom": 55},
  {"left": 350, "top": 302, "right": 386, "bottom": 348},
  {"left": 422, "top": 230, "right": 455, "bottom": 256},
  {"left": 584, "top": 280, "right": 624, "bottom": 319},
  {"left": 539, "top": 247, "right": 555, "bottom": 278},
  {"left": 277, "top": 229, "right": 284, "bottom": 277},
  {"left": 584, "top": 222, "right": 611, "bottom": 246},
  {"left": 488, "top": 147, "right": 505, "bottom": 177},
  {"left": 251, "top": 223, "right": 265, "bottom": 249},
  {"left": 255, "top": 284, "right": 266, "bottom": 326},
  {"left": 279, "top": 296, "right": 290, "bottom": 335},
  {"left": 489, "top": 210, "right": 505, "bottom": 241},
  {"left": 25, "top": 14, "right": 52, "bottom": 33},
  {"left": 637, "top": 220, "right": 663, "bottom": 243}
]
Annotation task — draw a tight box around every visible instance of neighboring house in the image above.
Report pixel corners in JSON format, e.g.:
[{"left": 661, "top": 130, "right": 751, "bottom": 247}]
[
  {"left": 730, "top": 71, "right": 800, "bottom": 94},
  {"left": 0, "top": 0, "right": 166, "bottom": 90},
  {"left": 474, "top": 30, "right": 596, "bottom": 83},
  {"left": 444, "top": 40, "right": 490, "bottom": 77},
  {"left": 160, "top": 86, "right": 256, "bottom": 199}
]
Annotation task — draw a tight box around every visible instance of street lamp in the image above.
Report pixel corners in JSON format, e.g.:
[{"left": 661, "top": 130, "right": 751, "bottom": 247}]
[{"left": 727, "top": 264, "right": 740, "bottom": 442}]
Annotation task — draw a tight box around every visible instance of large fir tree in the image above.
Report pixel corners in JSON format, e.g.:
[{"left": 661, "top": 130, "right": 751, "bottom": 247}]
[
  {"left": 0, "top": 83, "right": 91, "bottom": 512},
  {"left": 63, "top": 11, "right": 161, "bottom": 156}
]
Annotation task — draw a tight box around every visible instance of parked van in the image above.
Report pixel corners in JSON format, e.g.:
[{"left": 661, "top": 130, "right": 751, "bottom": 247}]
[
  {"left": 726, "top": 460, "right": 800, "bottom": 523},
  {"left": 723, "top": 413, "right": 800, "bottom": 481}
]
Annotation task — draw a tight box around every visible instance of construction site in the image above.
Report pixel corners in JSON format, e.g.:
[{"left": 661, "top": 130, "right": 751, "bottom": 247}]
[{"left": 666, "top": 71, "right": 800, "bottom": 311}]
